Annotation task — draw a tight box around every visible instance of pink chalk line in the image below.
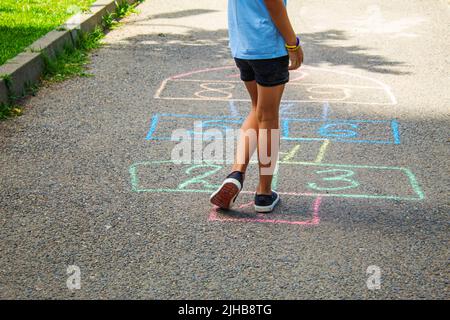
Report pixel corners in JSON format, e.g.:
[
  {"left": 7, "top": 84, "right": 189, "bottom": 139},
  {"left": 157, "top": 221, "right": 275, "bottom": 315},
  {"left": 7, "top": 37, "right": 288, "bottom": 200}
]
[
  {"left": 290, "top": 70, "right": 309, "bottom": 82},
  {"left": 171, "top": 66, "right": 309, "bottom": 82},
  {"left": 208, "top": 196, "right": 322, "bottom": 226}
]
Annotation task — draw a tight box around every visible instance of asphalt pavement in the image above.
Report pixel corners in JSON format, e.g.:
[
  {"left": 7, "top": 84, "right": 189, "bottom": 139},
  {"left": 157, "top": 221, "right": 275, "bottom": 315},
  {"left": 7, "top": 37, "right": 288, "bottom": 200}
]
[{"left": 0, "top": 0, "right": 449, "bottom": 299}]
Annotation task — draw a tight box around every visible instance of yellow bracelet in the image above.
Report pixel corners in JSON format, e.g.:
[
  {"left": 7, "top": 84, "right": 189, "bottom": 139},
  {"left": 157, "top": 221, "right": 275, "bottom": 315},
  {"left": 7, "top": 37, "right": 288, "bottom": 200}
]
[
  {"left": 285, "top": 36, "right": 300, "bottom": 49},
  {"left": 286, "top": 44, "right": 301, "bottom": 52}
]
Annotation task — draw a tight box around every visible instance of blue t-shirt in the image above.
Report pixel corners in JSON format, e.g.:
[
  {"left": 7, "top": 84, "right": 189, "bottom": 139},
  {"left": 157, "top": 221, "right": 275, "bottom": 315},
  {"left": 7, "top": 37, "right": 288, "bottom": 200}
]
[{"left": 228, "top": 0, "right": 288, "bottom": 59}]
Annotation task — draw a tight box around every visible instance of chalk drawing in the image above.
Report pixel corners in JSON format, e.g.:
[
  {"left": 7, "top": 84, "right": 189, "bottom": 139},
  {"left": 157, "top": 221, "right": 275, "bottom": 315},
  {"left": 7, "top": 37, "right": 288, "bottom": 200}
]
[
  {"left": 194, "top": 82, "right": 235, "bottom": 99},
  {"left": 314, "top": 140, "right": 330, "bottom": 163},
  {"left": 208, "top": 196, "right": 321, "bottom": 226},
  {"left": 307, "top": 169, "right": 360, "bottom": 191},
  {"left": 322, "top": 102, "right": 330, "bottom": 120},
  {"left": 289, "top": 69, "right": 309, "bottom": 82},
  {"left": 154, "top": 65, "right": 397, "bottom": 105},
  {"left": 306, "top": 85, "right": 352, "bottom": 101},
  {"left": 129, "top": 160, "right": 424, "bottom": 201},
  {"left": 276, "top": 161, "right": 424, "bottom": 200},
  {"left": 281, "top": 144, "right": 301, "bottom": 162},
  {"left": 228, "top": 100, "right": 240, "bottom": 117},
  {"left": 177, "top": 164, "right": 222, "bottom": 190},
  {"left": 131, "top": 62, "right": 425, "bottom": 228},
  {"left": 146, "top": 113, "right": 401, "bottom": 145},
  {"left": 318, "top": 123, "right": 359, "bottom": 138}
]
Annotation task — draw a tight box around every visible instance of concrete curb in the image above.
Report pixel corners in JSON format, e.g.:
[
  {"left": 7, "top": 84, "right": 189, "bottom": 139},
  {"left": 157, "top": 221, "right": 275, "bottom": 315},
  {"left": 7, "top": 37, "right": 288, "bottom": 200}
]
[
  {"left": 0, "top": 52, "right": 44, "bottom": 99},
  {"left": 65, "top": 0, "right": 119, "bottom": 35},
  {"left": 0, "top": 79, "right": 8, "bottom": 104},
  {"left": 0, "top": 0, "right": 139, "bottom": 106},
  {"left": 28, "top": 30, "right": 74, "bottom": 60}
]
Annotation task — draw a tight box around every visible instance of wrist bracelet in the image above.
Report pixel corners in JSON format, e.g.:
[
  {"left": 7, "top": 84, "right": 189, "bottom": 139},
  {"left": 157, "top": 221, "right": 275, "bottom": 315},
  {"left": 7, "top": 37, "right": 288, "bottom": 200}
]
[
  {"left": 285, "top": 36, "right": 300, "bottom": 49},
  {"left": 286, "top": 45, "right": 301, "bottom": 52}
]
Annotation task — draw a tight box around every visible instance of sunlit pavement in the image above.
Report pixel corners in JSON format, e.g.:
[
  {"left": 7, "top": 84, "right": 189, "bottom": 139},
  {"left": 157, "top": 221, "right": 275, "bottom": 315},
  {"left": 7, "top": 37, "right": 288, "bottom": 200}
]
[{"left": 0, "top": 0, "right": 448, "bottom": 299}]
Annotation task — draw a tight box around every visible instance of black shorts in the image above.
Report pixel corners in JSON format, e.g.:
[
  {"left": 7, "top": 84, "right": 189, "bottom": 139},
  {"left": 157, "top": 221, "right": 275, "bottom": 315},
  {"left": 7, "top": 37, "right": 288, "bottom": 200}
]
[{"left": 234, "top": 55, "right": 289, "bottom": 87}]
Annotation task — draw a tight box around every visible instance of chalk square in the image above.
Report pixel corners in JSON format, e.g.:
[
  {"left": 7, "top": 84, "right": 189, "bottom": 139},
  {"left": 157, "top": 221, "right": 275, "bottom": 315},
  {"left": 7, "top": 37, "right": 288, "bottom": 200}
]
[
  {"left": 154, "top": 66, "right": 397, "bottom": 106},
  {"left": 275, "top": 161, "right": 424, "bottom": 201},
  {"left": 208, "top": 196, "right": 322, "bottom": 226},
  {"left": 145, "top": 113, "right": 400, "bottom": 145}
]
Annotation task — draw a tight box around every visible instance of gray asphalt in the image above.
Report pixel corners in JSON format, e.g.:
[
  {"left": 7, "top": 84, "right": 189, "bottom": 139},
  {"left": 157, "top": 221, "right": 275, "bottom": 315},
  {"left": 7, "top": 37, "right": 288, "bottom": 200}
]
[{"left": 0, "top": 0, "right": 449, "bottom": 299}]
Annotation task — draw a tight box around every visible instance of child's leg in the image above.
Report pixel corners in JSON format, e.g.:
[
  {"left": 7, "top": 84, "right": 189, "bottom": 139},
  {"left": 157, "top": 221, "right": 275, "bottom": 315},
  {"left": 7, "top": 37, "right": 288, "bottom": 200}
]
[
  {"left": 231, "top": 80, "right": 258, "bottom": 173},
  {"left": 255, "top": 83, "right": 285, "bottom": 195},
  {"left": 209, "top": 81, "right": 258, "bottom": 209}
]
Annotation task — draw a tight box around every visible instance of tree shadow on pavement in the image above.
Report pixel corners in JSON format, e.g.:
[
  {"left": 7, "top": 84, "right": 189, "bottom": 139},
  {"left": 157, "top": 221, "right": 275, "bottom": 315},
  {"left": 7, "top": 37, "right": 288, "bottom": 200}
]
[
  {"left": 104, "top": 23, "right": 410, "bottom": 75},
  {"left": 147, "top": 9, "right": 219, "bottom": 20},
  {"left": 302, "top": 29, "right": 410, "bottom": 75}
]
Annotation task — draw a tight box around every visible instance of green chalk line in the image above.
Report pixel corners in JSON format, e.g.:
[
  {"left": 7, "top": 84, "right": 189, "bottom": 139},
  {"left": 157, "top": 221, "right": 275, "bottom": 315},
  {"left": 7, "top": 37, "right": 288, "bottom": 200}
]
[{"left": 129, "top": 160, "right": 425, "bottom": 201}]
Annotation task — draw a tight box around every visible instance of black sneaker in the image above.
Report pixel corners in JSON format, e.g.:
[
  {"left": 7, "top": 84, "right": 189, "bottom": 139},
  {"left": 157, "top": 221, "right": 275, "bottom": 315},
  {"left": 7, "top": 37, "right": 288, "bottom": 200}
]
[
  {"left": 254, "top": 191, "right": 280, "bottom": 213},
  {"left": 209, "top": 171, "right": 244, "bottom": 209}
]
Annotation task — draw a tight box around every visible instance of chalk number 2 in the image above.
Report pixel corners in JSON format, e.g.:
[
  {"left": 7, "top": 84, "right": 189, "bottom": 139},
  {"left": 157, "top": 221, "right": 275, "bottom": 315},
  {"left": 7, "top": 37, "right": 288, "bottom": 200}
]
[
  {"left": 178, "top": 164, "right": 222, "bottom": 190},
  {"left": 175, "top": 165, "right": 360, "bottom": 192}
]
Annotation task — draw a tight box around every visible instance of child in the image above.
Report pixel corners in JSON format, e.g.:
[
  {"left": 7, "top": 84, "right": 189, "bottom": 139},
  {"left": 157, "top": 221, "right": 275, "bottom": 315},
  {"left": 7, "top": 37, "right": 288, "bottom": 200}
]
[{"left": 210, "top": 0, "right": 303, "bottom": 212}]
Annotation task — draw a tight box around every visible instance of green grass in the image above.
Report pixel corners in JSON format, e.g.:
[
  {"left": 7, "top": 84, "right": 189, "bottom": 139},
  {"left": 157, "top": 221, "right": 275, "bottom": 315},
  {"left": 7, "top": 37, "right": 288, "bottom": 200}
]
[
  {"left": 0, "top": 27, "right": 104, "bottom": 120},
  {"left": 0, "top": 0, "right": 96, "bottom": 66},
  {"left": 0, "top": 103, "right": 22, "bottom": 119},
  {"left": 42, "top": 1, "right": 144, "bottom": 82},
  {"left": 42, "top": 27, "right": 105, "bottom": 82},
  {"left": 102, "top": 0, "right": 140, "bottom": 29},
  {"left": 0, "top": 0, "right": 145, "bottom": 120}
]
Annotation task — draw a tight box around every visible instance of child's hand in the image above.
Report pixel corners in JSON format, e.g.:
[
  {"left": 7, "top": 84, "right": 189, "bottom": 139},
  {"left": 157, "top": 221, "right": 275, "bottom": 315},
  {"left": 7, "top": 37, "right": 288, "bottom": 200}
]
[{"left": 288, "top": 46, "right": 304, "bottom": 70}]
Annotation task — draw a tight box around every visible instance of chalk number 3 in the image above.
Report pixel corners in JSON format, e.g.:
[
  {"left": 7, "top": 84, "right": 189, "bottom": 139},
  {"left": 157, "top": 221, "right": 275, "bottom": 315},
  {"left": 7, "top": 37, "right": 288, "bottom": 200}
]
[{"left": 308, "top": 169, "right": 359, "bottom": 191}]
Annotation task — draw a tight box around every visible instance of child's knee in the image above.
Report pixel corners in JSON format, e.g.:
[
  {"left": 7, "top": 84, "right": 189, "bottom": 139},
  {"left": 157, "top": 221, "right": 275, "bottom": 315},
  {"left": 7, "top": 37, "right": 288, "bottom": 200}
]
[{"left": 256, "top": 107, "right": 278, "bottom": 123}]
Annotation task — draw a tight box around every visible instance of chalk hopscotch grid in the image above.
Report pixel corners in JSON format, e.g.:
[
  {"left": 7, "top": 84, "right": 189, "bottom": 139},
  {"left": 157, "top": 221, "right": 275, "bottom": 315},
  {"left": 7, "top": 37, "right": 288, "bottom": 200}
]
[
  {"left": 145, "top": 113, "right": 401, "bottom": 145},
  {"left": 153, "top": 65, "right": 398, "bottom": 106},
  {"left": 129, "top": 160, "right": 424, "bottom": 201},
  {"left": 208, "top": 195, "right": 322, "bottom": 226},
  {"left": 133, "top": 65, "right": 424, "bottom": 226},
  {"left": 155, "top": 80, "right": 396, "bottom": 105}
]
